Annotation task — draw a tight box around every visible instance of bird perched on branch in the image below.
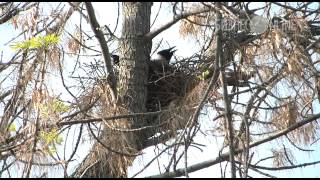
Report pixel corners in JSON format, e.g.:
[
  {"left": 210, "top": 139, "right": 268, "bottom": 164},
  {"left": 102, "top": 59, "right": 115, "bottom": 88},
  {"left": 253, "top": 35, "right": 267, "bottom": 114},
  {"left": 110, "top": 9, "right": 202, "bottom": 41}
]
[
  {"left": 154, "top": 46, "right": 177, "bottom": 65},
  {"left": 111, "top": 47, "right": 177, "bottom": 66},
  {"left": 111, "top": 54, "right": 119, "bottom": 65}
]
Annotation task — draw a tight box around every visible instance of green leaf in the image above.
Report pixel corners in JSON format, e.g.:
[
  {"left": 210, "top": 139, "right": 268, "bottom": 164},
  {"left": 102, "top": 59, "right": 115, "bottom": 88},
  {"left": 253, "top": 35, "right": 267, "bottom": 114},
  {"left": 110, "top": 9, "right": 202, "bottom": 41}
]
[
  {"left": 40, "top": 128, "right": 63, "bottom": 148},
  {"left": 197, "top": 70, "right": 211, "bottom": 81},
  {"left": 28, "top": 37, "right": 42, "bottom": 48},
  {"left": 52, "top": 99, "right": 69, "bottom": 113},
  {"left": 48, "top": 146, "right": 57, "bottom": 155},
  {"left": 10, "top": 34, "right": 60, "bottom": 51},
  {"left": 202, "top": 70, "right": 210, "bottom": 79},
  {"left": 55, "top": 136, "right": 63, "bottom": 145},
  {"left": 8, "top": 123, "right": 16, "bottom": 132}
]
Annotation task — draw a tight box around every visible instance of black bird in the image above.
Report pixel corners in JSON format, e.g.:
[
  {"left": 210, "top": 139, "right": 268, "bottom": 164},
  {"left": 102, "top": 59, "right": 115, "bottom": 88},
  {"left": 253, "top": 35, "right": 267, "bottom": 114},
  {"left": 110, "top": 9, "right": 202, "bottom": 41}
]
[
  {"left": 111, "top": 54, "right": 119, "bottom": 65},
  {"left": 271, "top": 17, "right": 283, "bottom": 28},
  {"left": 156, "top": 46, "right": 177, "bottom": 64}
]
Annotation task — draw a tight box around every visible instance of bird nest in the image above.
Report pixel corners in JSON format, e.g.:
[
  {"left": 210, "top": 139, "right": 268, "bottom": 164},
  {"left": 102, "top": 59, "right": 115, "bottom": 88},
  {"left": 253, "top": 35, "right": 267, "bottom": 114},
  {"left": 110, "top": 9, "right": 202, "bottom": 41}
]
[{"left": 146, "top": 60, "right": 199, "bottom": 112}]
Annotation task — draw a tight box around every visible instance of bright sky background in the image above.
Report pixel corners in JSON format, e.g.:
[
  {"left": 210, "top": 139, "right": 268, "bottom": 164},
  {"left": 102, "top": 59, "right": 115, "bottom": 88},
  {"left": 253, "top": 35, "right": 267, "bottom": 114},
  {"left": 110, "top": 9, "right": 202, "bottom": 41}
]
[{"left": 0, "top": 2, "right": 320, "bottom": 178}]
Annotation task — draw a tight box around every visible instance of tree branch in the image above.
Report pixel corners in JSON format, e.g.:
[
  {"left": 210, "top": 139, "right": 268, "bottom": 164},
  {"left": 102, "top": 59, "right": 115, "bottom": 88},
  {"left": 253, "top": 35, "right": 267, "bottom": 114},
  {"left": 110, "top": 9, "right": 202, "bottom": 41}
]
[
  {"left": 0, "top": 3, "right": 36, "bottom": 25},
  {"left": 216, "top": 2, "right": 236, "bottom": 177},
  {"left": 146, "top": 112, "right": 320, "bottom": 178},
  {"left": 245, "top": 160, "right": 320, "bottom": 171},
  {"left": 84, "top": 2, "right": 117, "bottom": 96},
  {"left": 144, "top": 7, "right": 212, "bottom": 40}
]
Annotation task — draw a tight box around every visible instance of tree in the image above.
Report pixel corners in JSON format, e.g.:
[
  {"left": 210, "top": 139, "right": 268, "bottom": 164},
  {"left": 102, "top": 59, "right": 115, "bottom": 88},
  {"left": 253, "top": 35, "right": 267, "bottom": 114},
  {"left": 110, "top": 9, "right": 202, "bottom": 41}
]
[{"left": 0, "top": 2, "right": 320, "bottom": 178}]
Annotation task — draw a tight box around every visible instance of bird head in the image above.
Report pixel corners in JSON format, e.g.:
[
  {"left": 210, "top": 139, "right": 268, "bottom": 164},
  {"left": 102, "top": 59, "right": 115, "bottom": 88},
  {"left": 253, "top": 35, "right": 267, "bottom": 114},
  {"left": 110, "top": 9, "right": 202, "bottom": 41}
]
[
  {"left": 111, "top": 54, "right": 119, "bottom": 65},
  {"left": 156, "top": 46, "right": 177, "bottom": 63}
]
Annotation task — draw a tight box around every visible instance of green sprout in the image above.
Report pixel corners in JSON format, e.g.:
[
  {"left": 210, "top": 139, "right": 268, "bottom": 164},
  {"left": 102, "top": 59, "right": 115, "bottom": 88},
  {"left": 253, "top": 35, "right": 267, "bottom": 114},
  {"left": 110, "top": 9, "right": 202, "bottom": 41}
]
[
  {"left": 197, "top": 69, "right": 211, "bottom": 81},
  {"left": 40, "top": 128, "right": 63, "bottom": 155},
  {"left": 8, "top": 123, "right": 16, "bottom": 132},
  {"left": 52, "top": 99, "right": 70, "bottom": 113},
  {"left": 11, "top": 34, "right": 59, "bottom": 50}
]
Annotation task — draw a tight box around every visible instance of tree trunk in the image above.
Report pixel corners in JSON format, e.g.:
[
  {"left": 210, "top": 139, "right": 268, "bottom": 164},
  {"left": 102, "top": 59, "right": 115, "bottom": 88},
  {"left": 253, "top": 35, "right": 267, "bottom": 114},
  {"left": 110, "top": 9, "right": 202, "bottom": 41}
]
[{"left": 73, "top": 2, "right": 152, "bottom": 178}]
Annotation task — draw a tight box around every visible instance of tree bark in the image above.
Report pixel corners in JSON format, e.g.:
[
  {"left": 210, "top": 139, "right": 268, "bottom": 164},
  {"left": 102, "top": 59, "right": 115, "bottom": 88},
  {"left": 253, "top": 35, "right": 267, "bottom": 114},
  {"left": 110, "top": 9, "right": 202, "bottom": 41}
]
[
  {"left": 72, "top": 2, "right": 152, "bottom": 178},
  {"left": 117, "top": 2, "right": 152, "bottom": 150}
]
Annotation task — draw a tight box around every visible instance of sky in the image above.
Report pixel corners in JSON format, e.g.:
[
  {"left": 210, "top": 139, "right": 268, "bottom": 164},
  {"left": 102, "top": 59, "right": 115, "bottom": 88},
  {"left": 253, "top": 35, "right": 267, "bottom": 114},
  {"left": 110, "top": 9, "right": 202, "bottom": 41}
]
[{"left": 0, "top": 2, "right": 320, "bottom": 178}]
